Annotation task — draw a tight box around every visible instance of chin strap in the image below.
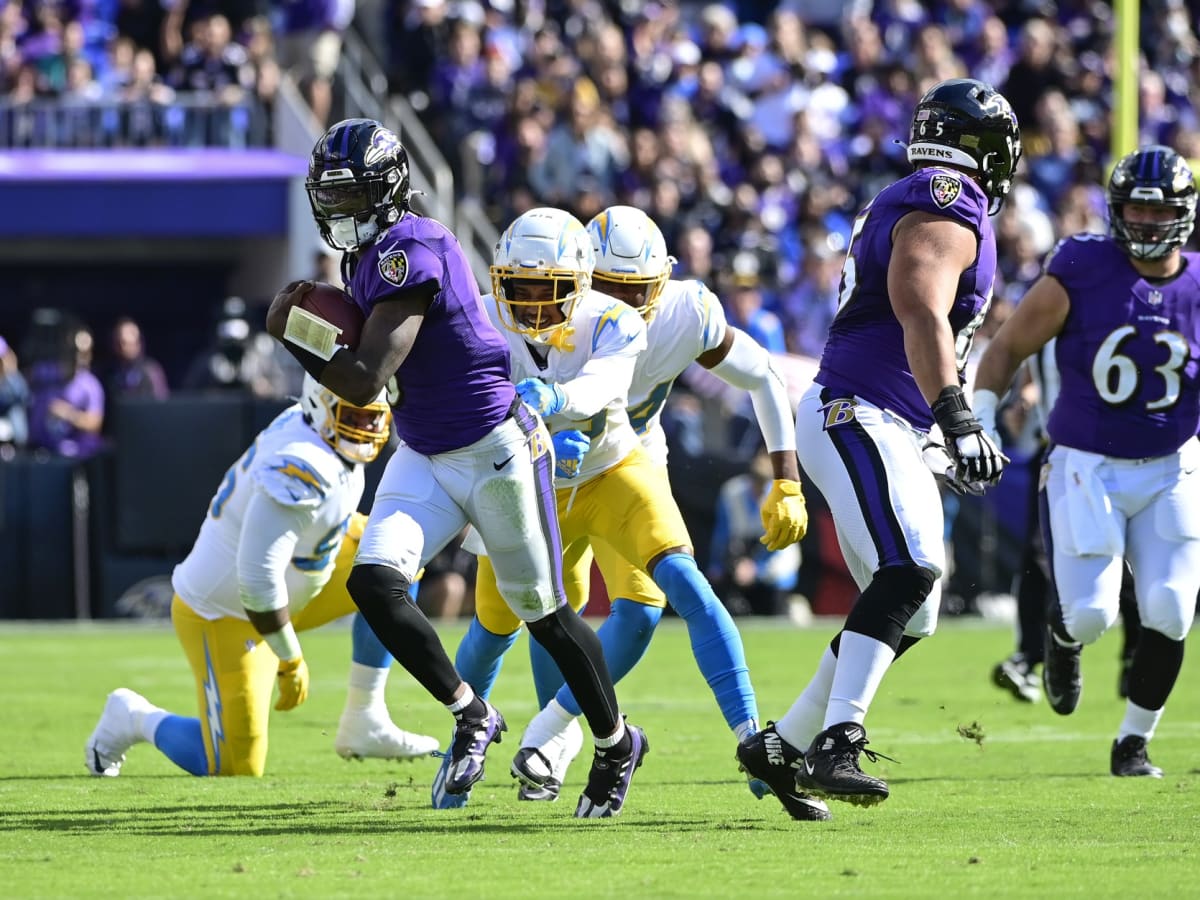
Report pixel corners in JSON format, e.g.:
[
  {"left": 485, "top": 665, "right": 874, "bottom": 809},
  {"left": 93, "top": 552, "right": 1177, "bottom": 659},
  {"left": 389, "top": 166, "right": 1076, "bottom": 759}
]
[{"left": 548, "top": 325, "right": 576, "bottom": 353}]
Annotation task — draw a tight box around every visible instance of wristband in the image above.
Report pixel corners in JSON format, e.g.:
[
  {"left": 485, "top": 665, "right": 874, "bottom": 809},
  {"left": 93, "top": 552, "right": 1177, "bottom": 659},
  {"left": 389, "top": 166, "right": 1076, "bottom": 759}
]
[{"left": 261, "top": 622, "right": 302, "bottom": 661}]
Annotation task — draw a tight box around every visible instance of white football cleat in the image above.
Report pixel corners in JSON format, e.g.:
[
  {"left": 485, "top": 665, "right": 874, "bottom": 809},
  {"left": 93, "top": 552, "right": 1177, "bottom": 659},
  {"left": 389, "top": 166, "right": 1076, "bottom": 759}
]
[
  {"left": 335, "top": 709, "right": 440, "bottom": 761},
  {"left": 84, "top": 688, "right": 156, "bottom": 777},
  {"left": 511, "top": 716, "right": 585, "bottom": 801}
]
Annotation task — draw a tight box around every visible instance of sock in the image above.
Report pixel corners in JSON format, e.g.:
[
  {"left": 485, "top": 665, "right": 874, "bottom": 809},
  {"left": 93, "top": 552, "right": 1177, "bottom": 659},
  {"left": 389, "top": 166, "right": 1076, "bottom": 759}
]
[
  {"left": 528, "top": 625, "right": 565, "bottom": 710},
  {"left": 152, "top": 714, "right": 209, "bottom": 776},
  {"left": 593, "top": 718, "right": 629, "bottom": 756},
  {"left": 1127, "top": 627, "right": 1185, "bottom": 711},
  {"left": 455, "top": 616, "right": 520, "bottom": 701},
  {"left": 446, "top": 684, "right": 487, "bottom": 721},
  {"left": 1117, "top": 699, "right": 1164, "bottom": 742},
  {"left": 347, "top": 564, "right": 461, "bottom": 703},
  {"left": 143, "top": 709, "right": 168, "bottom": 743},
  {"left": 344, "top": 661, "right": 389, "bottom": 713},
  {"left": 527, "top": 605, "right": 621, "bottom": 736},
  {"left": 553, "top": 599, "right": 663, "bottom": 716},
  {"left": 777, "top": 645, "right": 838, "bottom": 749},
  {"left": 351, "top": 611, "right": 394, "bottom": 669},
  {"left": 823, "top": 630, "right": 896, "bottom": 729},
  {"left": 652, "top": 552, "right": 757, "bottom": 732}
]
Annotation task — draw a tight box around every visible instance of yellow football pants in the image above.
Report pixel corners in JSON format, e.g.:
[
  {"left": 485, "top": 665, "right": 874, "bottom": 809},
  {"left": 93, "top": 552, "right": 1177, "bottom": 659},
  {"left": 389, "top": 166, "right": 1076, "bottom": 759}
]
[
  {"left": 172, "top": 513, "right": 365, "bottom": 775},
  {"left": 476, "top": 447, "right": 687, "bottom": 636}
]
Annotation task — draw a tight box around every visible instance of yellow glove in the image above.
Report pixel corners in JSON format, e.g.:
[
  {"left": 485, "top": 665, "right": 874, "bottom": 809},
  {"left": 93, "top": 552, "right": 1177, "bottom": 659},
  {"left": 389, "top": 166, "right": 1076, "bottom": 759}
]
[
  {"left": 760, "top": 479, "right": 808, "bottom": 551},
  {"left": 275, "top": 657, "right": 310, "bottom": 711}
]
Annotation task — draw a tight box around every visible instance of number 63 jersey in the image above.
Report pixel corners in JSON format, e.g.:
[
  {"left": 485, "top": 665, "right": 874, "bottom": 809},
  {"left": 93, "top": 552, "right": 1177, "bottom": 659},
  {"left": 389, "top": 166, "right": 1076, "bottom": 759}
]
[{"left": 1046, "top": 234, "right": 1200, "bottom": 458}]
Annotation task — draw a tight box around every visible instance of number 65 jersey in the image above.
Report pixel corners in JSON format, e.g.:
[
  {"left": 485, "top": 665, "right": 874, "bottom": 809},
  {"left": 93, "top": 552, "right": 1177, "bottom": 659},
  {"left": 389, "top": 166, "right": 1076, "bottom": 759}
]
[
  {"left": 1045, "top": 234, "right": 1200, "bottom": 458},
  {"left": 172, "top": 407, "right": 365, "bottom": 621}
]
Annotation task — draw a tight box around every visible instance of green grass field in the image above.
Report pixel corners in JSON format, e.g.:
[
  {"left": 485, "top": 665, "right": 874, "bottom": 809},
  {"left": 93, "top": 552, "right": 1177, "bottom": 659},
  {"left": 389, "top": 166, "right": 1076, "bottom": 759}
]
[{"left": 1, "top": 618, "right": 1197, "bottom": 899}]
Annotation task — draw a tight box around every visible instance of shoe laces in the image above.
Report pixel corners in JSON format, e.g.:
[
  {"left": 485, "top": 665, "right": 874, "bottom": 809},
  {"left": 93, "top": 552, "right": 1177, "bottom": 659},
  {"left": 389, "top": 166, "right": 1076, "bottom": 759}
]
[{"left": 839, "top": 733, "right": 898, "bottom": 768}]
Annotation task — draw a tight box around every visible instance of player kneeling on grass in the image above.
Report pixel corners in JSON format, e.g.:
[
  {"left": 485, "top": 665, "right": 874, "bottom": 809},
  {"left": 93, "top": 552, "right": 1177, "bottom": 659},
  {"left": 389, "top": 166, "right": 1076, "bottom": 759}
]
[{"left": 85, "top": 377, "right": 439, "bottom": 776}]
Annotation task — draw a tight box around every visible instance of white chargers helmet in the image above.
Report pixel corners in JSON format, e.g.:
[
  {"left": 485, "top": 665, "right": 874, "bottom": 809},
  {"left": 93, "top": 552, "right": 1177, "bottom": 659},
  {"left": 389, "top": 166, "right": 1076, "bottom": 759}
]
[
  {"left": 587, "top": 206, "right": 675, "bottom": 322},
  {"left": 491, "top": 207, "right": 594, "bottom": 343},
  {"left": 300, "top": 374, "right": 392, "bottom": 464}
]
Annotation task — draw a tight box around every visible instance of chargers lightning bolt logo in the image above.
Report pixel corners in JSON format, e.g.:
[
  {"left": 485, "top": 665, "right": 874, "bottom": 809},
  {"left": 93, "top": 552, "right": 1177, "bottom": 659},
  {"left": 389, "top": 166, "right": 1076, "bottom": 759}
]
[{"left": 202, "top": 637, "right": 223, "bottom": 774}]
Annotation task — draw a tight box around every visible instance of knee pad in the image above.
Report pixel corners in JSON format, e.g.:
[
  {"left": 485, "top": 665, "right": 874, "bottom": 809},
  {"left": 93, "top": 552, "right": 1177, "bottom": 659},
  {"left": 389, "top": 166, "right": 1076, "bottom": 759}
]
[
  {"left": 903, "top": 581, "right": 943, "bottom": 639},
  {"left": 1063, "top": 605, "right": 1112, "bottom": 645},
  {"left": 844, "top": 565, "right": 936, "bottom": 649},
  {"left": 1137, "top": 588, "right": 1194, "bottom": 642}
]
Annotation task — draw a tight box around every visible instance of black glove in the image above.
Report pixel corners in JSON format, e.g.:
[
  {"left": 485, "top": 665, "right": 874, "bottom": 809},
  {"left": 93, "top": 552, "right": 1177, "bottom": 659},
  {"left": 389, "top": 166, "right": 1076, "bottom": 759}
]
[{"left": 931, "top": 385, "right": 1008, "bottom": 486}]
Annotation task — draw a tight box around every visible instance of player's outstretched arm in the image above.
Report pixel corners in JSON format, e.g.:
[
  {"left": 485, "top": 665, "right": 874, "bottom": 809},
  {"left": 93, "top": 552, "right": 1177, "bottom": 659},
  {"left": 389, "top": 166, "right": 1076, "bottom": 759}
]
[
  {"left": 698, "top": 327, "right": 807, "bottom": 548},
  {"left": 971, "top": 274, "right": 1070, "bottom": 437}
]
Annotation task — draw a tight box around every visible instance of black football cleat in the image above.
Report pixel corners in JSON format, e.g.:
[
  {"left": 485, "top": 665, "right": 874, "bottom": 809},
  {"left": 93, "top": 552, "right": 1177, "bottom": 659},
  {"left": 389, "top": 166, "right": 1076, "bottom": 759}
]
[
  {"left": 1043, "top": 626, "right": 1083, "bottom": 715},
  {"left": 735, "top": 723, "right": 831, "bottom": 821},
  {"left": 1111, "top": 736, "right": 1163, "bottom": 778},
  {"left": 991, "top": 653, "right": 1041, "bottom": 703},
  {"left": 796, "top": 722, "right": 891, "bottom": 807}
]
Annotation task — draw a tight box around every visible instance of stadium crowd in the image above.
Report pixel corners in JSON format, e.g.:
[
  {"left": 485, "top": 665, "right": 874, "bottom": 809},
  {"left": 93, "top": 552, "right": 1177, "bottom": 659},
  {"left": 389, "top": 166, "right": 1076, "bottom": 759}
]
[{"left": 0, "top": 0, "right": 355, "bottom": 145}]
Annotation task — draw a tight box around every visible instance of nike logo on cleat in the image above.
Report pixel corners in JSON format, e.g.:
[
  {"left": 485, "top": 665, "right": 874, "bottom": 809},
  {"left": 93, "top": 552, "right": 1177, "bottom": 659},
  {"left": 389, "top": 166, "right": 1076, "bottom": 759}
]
[
  {"left": 803, "top": 757, "right": 816, "bottom": 776},
  {"left": 493, "top": 454, "right": 515, "bottom": 471}
]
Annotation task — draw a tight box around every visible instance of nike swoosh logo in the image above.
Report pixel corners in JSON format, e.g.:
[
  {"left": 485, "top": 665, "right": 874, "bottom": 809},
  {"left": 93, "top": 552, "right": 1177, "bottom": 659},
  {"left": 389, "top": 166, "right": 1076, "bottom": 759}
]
[{"left": 493, "top": 454, "right": 515, "bottom": 471}]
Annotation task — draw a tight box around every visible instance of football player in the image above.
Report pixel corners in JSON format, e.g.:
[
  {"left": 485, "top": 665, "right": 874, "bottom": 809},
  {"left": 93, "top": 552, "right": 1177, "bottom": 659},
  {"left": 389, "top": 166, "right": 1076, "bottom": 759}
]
[
  {"left": 266, "top": 120, "right": 643, "bottom": 818},
  {"left": 737, "top": 78, "right": 1019, "bottom": 811},
  {"left": 434, "top": 207, "right": 789, "bottom": 812},
  {"left": 85, "top": 377, "right": 439, "bottom": 776},
  {"left": 973, "top": 145, "right": 1200, "bottom": 777},
  {"left": 509, "top": 205, "right": 811, "bottom": 810}
]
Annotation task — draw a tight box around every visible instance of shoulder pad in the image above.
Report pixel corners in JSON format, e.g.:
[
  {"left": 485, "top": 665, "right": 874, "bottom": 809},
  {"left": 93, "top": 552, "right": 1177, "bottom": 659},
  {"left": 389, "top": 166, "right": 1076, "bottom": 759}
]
[
  {"left": 590, "top": 300, "right": 646, "bottom": 353},
  {"left": 254, "top": 442, "right": 342, "bottom": 508}
]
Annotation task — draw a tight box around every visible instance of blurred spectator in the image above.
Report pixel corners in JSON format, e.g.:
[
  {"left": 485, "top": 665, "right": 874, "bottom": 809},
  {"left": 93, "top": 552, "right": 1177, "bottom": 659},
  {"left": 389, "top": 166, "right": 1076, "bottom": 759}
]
[
  {"left": 0, "top": 334, "right": 29, "bottom": 452},
  {"left": 104, "top": 316, "right": 169, "bottom": 400},
  {"left": 708, "top": 448, "right": 801, "bottom": 617},
  {"left": 182, "top": 296, "right": 296, "bottom": 398},
  {"left": 26, "top": 314, "right": 106, "bottom": 459},
  {"left": 273, "top": 0, "right": 353, "bottom": 127},
  {"left": 724, "top": 254, "right": 786, "bottom": 354},
  {"left": 538, "top": 78, "right": 627, "bottom": 206},
  {"left": 416, "top": 532, "right": 476, "bottom": 621}
]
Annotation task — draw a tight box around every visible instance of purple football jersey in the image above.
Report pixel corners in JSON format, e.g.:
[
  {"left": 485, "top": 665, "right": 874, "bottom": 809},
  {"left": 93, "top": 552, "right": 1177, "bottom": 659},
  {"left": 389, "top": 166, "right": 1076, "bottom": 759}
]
[
  {"left": 347, "top": 214, "right": 515, "bottom": 455},
  {"left": 1046, "top": 236, "right": 1200, "bottom": 458},
  {"left": 817, "top": 167, "right": 997, "bottom": 430}
]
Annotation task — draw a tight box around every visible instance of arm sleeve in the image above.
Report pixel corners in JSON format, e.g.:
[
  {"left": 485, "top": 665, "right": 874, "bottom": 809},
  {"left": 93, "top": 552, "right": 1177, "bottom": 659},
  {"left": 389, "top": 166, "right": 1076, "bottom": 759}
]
[
  {"left": 707, "top": 328, "right": 796, "bottom": 453},
  {"left": 236, "top": 491, "right": 315, "bottom": 614}
]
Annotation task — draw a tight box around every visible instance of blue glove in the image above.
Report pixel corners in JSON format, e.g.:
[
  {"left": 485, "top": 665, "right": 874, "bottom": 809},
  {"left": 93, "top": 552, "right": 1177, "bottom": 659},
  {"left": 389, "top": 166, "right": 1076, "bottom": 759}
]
[
  {"left": 516, "top": 378, "right": 566, "bottom": 417},
  {"left": 552, "top": 429, "right": 591, "bottom": 479}
]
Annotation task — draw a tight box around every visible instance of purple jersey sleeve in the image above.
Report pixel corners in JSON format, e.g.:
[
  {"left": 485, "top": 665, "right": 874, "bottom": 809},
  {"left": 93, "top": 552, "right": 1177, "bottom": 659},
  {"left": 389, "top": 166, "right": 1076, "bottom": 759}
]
[
  {"left": 351, "top": 233, "right": 445, "bottom": 312},
  {"left": 900, "top": 168, "right": 990, "bottom": 234}
]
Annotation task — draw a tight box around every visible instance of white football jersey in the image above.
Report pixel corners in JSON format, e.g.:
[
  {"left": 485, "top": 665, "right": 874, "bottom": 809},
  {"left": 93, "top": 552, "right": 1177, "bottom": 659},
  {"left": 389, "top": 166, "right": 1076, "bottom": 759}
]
[
  {"left": 173, "top": 406, "right": 365, "bottom": 621},
  {"left": 483, "top": 289, "right": 646, "bottom": 486},
  {"left": 630, "top": 279, "right": 728, "bottom": 465}
]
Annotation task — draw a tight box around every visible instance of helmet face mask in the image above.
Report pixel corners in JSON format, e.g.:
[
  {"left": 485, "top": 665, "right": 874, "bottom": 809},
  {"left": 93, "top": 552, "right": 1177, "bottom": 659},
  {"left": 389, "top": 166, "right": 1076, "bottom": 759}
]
[
  {"left": 300, "top": 375, "right": 392, "bottom": 464},
  {"left": 307, "top": 119, "right": 410, "bottom": 252},
  {"left": 1108, "top": 146, "right": 1197, "bottom": 261},
  {"left": 906, "top": 78, "right": 1021, "bottom": 215},
  {"left": 587, "top": 206, "right": 675, "bottom": 322},
  {"left": 491, "top": 208, "right": 594, "bottom": 343}
]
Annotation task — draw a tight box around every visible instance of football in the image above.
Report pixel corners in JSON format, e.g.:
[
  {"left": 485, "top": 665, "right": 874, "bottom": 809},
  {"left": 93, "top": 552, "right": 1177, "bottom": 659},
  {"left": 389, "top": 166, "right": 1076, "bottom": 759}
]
[{"left": 298, "top": 282, "right": 364, "bottom": 351}]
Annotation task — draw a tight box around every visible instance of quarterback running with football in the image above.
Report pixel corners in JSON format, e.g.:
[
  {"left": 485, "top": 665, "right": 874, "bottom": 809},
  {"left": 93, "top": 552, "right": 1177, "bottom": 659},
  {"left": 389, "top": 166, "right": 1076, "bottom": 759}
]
[
  {"left": 972, "top": 145, "right": 1200, "bottom": 778},
  {"left": 737, "top": 78, "right": 1020, "bottom": 812},
  {"left": 85, "top": 378, "right": 439, "bottom": 776},
  {"left": 265, "top": 120, "right": 642, "bottom": 818}
]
